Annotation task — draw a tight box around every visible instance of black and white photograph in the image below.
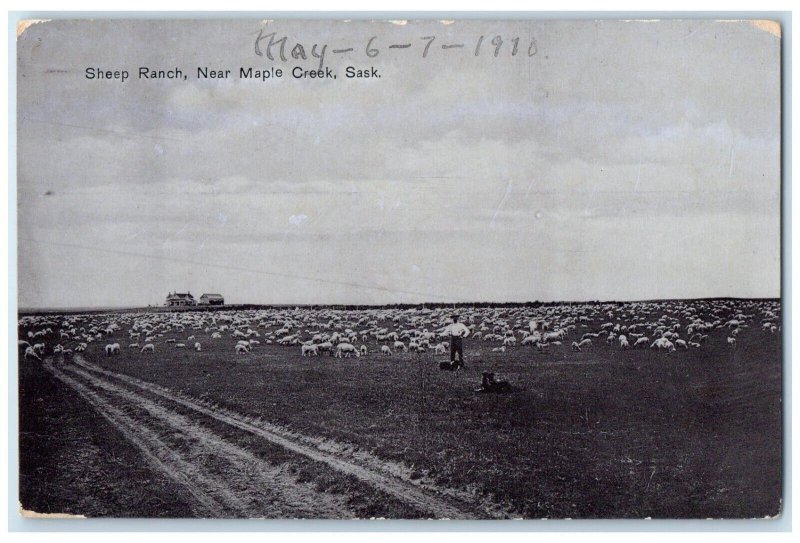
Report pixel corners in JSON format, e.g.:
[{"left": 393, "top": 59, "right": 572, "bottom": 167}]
[{"left": 15, "top": 17, "right": 782, "bottom": 520}]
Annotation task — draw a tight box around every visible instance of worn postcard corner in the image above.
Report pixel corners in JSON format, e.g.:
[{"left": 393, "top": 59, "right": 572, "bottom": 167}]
[
  {"left": 19, "top": 505, "right": 86, "bottom": 519},
  {"left": 16, "top": 19, "right": 49, "bottom": 38}
]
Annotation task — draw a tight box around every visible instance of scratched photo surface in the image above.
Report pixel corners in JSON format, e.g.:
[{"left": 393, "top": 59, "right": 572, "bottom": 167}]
[{"left": 17, "top": 19, "right": 781, "bottom": 519}]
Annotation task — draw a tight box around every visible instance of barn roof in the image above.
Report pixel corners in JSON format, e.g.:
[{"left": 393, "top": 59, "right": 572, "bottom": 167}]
[{"left": 167, "top": 292, "right": 194, "bottom": 299}]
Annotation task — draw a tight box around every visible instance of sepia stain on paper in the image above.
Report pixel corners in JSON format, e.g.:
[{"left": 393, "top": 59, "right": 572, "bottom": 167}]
[
  {"left": 749, "top": 20, "right": 782, "bottom": 38},
  {"left": 20, "top": 506, "right": 86, "bottom": 519},
  {"left": 16, "top": 19, "right": 49, "bottom": 38}
]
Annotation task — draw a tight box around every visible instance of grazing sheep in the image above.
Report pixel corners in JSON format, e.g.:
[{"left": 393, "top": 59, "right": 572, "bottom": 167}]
[
  {"left": 650, "top": 338, "right": 675, "bottom": 352},
  {"left": 175, "top": 343, "right": 186, "bottom": 349},
  {"left": 727, "top": 337, "right": 736, "bottom": 347},
  {"left": 301, "top": 344, "right": 319, "bottom": 357},
  {"left": 105, "top": 343, "right": 121, "bottom": 356},
  {"left": 578, "top": 338, "right": 592, "bottom": 350},
  {"left": 393, "top": 340, "right": 407, "bottom": 352},
  {"left": 194, "top": 342, "right": 202, "bottom": 351},
  {"left": 335, "top": 343, "right": 360, "bottom": 358},
  {"left": 310, "top": 341, "right": 331, "bottom": 356},
  {"left": 571, "top": 341, "right": 582, "bottom": 352},
  {"left": 129, "top": 343, "right": 140, "bottom": 349},
  {"left": 434, "top": 343, "right": 447, "bottom": 355},
  {"left": 492, "top": 346, "right": 506, "bottom": 353},
  {"left": 235, "top": 343, "right": 249, "bottom": 354},
  {"left": 141, "top": 343, "right": 155, "bottom": 353},
  {"left": 381, "top": 345, "right": 392, "bottom": 356},
  {"left": 24, "top": 346, "right": 41, "bottom": 361},
  {"left": 634, "top": 337, "right": 650, "bottom": 349},
  {"left": 359, "top": 345, "right": 368, "bottom": 356},
  {"left": 211, "top": 332, "right": 222, "bottom": 339},
  {"left": 675, "top": 339, "right": 688, "bottom": 350}
]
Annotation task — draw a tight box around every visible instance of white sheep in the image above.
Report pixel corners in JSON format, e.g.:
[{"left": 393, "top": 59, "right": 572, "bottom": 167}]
[
  {"left": 194, "top": 342, "right": 202, "bottom": 351},
  {"left": 301, "top": 344, "right": 319, "bottom": 357},
  {"left": 335, "top": 343, "right": 360, "bottom": 358},
  {"left": 105, "top": 343, "right": 121, "bottom": 356},
  {"left": 24, "top": 346, "right": 41, "bottom": 361},
  {"left": 650, "top": 338, "right": 675, "bottom": 352},
  {"left": 381, "top": 345, "right": 392, "bottom": 356},
  {"left": 141, "top": 343, "right": 155, "bottom": 353}
]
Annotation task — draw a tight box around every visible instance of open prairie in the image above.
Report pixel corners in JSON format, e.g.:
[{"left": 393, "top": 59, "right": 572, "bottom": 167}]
[{"left": 18, "top": 299, "right": 782, "bottom": 519}]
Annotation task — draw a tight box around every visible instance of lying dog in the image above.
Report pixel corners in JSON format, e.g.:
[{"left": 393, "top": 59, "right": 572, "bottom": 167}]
[{"left": 475, "top": 372, "right": 511, "bottom": 393}]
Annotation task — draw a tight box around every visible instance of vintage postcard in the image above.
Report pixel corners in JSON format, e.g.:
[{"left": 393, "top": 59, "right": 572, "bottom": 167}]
[{"left": 16, "top": 18, "right": 782, "bottom": 520}]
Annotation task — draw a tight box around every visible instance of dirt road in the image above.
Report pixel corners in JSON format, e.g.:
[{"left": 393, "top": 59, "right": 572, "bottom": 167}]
[{"left": 44, "top": 356, "right": 505, "bottom": 519}]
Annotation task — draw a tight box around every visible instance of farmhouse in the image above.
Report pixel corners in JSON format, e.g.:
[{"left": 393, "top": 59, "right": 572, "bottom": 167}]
[
  {"left": 165, "top": 292, "right": 196, "bottom": 307},
  {"left": 199, "top": 293, "right": 225, "bottom": 306}
]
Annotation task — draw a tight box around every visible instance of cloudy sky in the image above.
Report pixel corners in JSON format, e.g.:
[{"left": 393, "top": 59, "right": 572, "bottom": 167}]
[{"left": 17, "top": 19, "right": 781, "bottom": 308}]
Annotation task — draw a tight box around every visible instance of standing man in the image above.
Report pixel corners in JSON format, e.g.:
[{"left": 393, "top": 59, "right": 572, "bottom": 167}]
[{"left": 447, "top": 314, "right": 471, "bottom": 368}]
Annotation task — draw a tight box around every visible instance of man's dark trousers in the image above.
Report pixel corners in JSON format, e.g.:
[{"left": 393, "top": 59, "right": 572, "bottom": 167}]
[{"left": 450, "top": 336, "right": 464, "bottom": 365}]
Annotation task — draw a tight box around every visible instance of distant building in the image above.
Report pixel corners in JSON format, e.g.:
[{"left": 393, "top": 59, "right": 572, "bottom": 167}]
[
  {"left": 199, "top": 293, "right": 225, "bottom": 306},
  {"left": 166, "top": 292, "right": 196, "bottom": 307}
]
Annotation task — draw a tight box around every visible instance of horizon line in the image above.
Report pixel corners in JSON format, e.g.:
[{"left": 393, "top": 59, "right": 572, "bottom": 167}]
[{"left": 17, "top": 295, "right": 782, "bottom": 315}]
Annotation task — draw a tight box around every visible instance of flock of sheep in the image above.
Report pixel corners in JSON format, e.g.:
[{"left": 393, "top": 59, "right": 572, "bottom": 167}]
[{"left": 18, "top": 299, "right": 780, "bottom": 365}]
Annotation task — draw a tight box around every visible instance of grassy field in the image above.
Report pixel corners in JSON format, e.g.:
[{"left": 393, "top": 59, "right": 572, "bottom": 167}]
[{"left": 18, "top": 301, "right": 782, "bottom": 519}]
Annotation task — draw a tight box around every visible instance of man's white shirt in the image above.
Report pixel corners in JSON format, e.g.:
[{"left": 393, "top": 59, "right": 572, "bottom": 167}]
[{"left": 446, "top": 322, "right": 471, "bottom": 338}]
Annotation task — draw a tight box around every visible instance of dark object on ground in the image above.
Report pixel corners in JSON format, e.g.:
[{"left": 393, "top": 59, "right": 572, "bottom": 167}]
[
  {"left": 439, "top": 360, "right": 464, "bottom": 371},
  {"left": 475, "top": 372, "right": 512, "bottom": 393}
]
